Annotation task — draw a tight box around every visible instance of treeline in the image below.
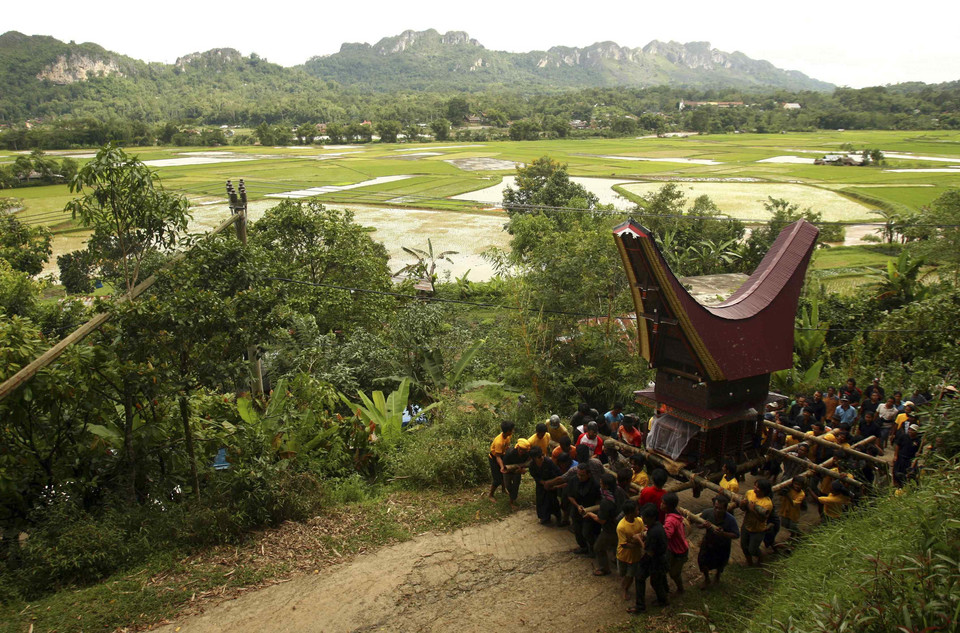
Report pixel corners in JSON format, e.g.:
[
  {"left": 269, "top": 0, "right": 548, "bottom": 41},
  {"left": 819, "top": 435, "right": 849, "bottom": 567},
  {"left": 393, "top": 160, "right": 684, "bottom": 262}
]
[{"left": 3, "top": 82, "right": 960, "bottom": 150}]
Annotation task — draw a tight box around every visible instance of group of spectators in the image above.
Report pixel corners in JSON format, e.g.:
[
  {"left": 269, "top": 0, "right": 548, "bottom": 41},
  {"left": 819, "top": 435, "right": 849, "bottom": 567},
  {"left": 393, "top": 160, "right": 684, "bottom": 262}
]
[
  {"left": 484, "top": 376, "right": 940, "bottom": 614},
  {"left": 764, "top": 377, "right": 937, "bottom": 485}
]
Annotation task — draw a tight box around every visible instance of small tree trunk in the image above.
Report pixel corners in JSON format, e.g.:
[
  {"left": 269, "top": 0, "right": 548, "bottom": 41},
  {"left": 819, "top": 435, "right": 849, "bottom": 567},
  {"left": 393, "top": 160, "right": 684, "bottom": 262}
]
[
  {"left": 179, "top": 395, "right": 201, "bottom": 502},
  {"left": 122, "top": 380, "right": 138, "bottom": 503}
]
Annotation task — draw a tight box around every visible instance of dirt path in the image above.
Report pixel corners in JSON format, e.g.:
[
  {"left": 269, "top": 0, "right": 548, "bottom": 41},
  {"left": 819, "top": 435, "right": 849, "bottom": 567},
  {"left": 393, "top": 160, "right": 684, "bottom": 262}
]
[
  {"left": 154, "top": 509, "right": 629, "bottom": 633},
  {"left": 153, "top": 467, "right": 853, "bottom": 633}
]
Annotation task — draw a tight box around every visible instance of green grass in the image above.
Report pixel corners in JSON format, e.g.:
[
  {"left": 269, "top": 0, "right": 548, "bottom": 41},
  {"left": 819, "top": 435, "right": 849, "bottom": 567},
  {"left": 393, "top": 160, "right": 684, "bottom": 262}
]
[
  {"left": 810, "top": 245, "right": 898, "bottom": 270},
  {"left": 13, "top": 132, "right": 960, "bottom": 232}
]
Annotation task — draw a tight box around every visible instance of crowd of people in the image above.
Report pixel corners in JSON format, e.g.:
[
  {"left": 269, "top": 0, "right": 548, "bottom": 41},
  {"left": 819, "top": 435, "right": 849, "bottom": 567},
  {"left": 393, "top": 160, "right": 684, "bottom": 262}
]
[{"left": 486, "top": 377, "right": 941, "bottom": 614}]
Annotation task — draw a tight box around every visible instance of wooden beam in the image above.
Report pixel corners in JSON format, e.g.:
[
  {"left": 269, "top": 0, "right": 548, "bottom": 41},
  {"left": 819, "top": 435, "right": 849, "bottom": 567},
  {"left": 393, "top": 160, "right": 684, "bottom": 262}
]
[
  {"left": 771, "top": 435, "right": 877, "bottom": 492},
  {"left": 600, "top": 435, "right": 768, "bottom": 516},
  {"left": 766, "top": 446, "right": 867, "bottom": 488},
  {"left": 761, "top": 420, "right": 888, "bottom": 469},
  {"left": 0, "top": 214, "right": 240, "bottom": 403}
]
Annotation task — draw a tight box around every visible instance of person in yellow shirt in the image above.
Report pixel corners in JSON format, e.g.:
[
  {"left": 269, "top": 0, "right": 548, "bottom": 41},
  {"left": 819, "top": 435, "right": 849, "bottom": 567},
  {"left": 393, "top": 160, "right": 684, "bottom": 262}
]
[
  {"left": 528, "top": 423, "right": 551, "bottom": 455},
  {"left": 616, "top": 500, "right": 645, "bottom": 600},
  {"left": 719, "top": 460, "right": 739, "bottom": 511},
  {"left": 778, "top": 476, "right": 806, "bottom": 540},
  {"left": 630, "top": 454, "right": 649, "bottom": 490},
  {"left": 546, "top": 414, "right": 569, "bottom": 443},
  {"left": 487, "top": 420, "right": 514, "bottom": 501},
  {"left": 894, "top": 402, "right": 916, "bottom": 434},
  {"left": 818, "top": 480, "right": 851, "bottom": 521},
  {"left": 739, "top": 479, "right": 774, "bottom": 566}
]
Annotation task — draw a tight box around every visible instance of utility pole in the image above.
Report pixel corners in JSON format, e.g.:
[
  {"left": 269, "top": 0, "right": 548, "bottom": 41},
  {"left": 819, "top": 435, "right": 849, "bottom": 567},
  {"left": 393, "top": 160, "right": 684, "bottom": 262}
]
[{"left": 227, "top": 179, "right": 264, "bottom": 396}]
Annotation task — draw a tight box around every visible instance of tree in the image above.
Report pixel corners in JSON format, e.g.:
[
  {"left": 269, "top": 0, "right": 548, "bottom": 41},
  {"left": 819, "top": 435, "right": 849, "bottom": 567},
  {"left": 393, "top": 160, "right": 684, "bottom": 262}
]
[
  {"left": 295, "top": 123, "right": 318, "bottom": 144},
  {"left": 65, "top": 144, "right": 191, "bottom": 295},
  {"left": 250, "top": 199, "right": 393, "bottom": 332},
  {"left": 445, "top": 97, "right": 470, "bottom": 125},
  {"left": 325, "top": 123, "right": 344, "bottom": 144},
  {"left": 376, "top": 120, "right": 402, "bottom": 143},
  {"left": 509, "top": 119, "right": 540, "bottom": 141},
  {"left": 57, "top": 250, "right": 95, "bottom": 294},
  {"left": 430, "top": 119, "right": 450, "bottom": 141},
  {"left": 741, "top": 197, "right": 837, "bottom": 270},
  {"left": 0, "top": 214, "right": 51, "bottom": 276},
  {"left": 915, "top": 189, "right": 960, "bottom": 283}
]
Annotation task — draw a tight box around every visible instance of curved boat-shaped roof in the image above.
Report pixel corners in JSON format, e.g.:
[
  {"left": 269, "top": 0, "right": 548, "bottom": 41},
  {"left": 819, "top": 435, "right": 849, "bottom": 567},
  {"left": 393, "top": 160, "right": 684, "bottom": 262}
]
[{"left": 613, "top": 219, "right": 819, "bottom": 382}]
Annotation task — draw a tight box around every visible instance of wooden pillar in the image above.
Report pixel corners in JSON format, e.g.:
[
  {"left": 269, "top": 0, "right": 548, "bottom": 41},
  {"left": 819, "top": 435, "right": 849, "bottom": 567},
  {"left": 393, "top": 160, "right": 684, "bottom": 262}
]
[{"left": 227, "top": 179, "right": 263, "bottom": 397}]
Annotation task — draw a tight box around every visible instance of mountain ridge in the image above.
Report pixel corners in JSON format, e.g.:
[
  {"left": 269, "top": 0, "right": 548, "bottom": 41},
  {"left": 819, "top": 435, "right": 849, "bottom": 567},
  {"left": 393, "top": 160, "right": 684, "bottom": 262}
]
[{"left": 302, "top": 29, "right": 833, "bottom": 92}]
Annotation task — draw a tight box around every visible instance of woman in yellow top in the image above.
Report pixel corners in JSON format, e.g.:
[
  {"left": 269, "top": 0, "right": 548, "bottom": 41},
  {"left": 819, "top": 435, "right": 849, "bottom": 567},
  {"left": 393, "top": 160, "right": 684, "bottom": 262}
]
[
  {"left": 719, "top": 460, "right": 740, "bottom": 494},
  {"left": 739, "top": 478, "right": 774, "bottom": 566},
  {"left": 778, "top": 476, "right": 806, "bottom": 539},
  {"left": 818, "top": 480, "right": 851, "bottom": 521}
]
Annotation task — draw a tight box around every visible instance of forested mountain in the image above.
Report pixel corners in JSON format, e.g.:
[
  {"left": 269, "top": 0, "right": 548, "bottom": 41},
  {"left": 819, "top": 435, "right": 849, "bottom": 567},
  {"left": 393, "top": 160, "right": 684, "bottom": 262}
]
[
  {"left": 0, "top": 29, "right": 832, "bottom": 124},
  {"left": 303, "top": 29, "right": 834, "bottom": 92}
]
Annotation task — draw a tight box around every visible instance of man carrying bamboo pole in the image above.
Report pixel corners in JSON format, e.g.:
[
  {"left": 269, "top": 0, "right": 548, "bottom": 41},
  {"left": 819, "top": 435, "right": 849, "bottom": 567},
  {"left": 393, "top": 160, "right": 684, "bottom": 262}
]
[{"left": 696, "top": 494, "right": 740, "bottom": 588}]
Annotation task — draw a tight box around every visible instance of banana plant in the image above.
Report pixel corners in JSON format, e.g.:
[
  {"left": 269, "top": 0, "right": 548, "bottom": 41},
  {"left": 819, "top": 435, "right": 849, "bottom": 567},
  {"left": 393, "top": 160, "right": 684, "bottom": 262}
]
[
  {"left": 339, "top": 378, "right": 439, "bottom": 448},
  {"left": 795, "top": 298, "right": 828, "bottom": 369}
]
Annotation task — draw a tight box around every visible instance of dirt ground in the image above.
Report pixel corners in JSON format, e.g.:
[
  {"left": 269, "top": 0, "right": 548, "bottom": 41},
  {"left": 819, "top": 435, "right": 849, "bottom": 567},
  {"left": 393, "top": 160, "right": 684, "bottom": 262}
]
[{"left": 153, "top": 474, "right": 827, "bottom": 633}]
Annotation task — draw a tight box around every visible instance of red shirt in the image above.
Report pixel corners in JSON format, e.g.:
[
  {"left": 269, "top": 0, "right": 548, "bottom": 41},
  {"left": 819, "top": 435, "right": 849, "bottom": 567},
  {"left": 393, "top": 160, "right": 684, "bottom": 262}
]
[
  {"left": 576, "top": 433, "right": 604, "bottom": 457},
  {"left": 639, "top": 485, "right": 667, "bottom": 523},
  {"left": 663, "top": 512, "right": 689, "bottom": 554},
  {"left": 618, "top": 426, "right": 643, "bottom": 447}
]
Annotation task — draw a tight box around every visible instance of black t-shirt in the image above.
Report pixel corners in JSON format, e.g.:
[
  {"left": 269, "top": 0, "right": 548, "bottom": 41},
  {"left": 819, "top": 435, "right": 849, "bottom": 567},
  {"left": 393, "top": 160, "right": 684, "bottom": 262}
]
[
  {"left": 571, "top": 478, "right": 601, "bottom": 507},
  {"left": 529, "top": 457, "right": 561, "bottom": 484},
  {"left": 808, "top": 400, "right": 826, "bottom": 421},
  {"left": 858, "top": 419, "right": 882, "bottom": 440},
  {"left": 864, "top": 385, "right": 886, "bottom": 401},
  {"left": 896, "top": 434, "right": 920, "bottom": 463},
  {"left": 597, "top": 497, "right": 619, "bottom": 534},
  {"left": 860, "top": 400, "right": 881, "bottom": 419},
  {"left": 503, "top": 448, "right": 526, "bottom": 466}
]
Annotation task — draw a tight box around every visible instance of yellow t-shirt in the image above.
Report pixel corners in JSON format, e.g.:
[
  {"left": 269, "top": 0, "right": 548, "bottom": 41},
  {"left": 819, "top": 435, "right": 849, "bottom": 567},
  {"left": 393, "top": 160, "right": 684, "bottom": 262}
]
[
  {"left": 489, "top": 433, "right": 511, "bottom": 458},
  {"left": 616, "top": 517, "right": 645, "bottom": 564},
  {"left": 818, "top": 493, "right": 849, "bottom": 518},
  {"left": 743, "top": 490, "right": 773, "bottom": 533},
  {"left": 528, "top": 432, "right": 550, "bottom": 455},
  {"left": 785, "top": 434, "right": 800, "bottom": 447},
  {"left": 546, "top": 423, "right": 569, "bottom": 443},
  {"left": 720, "top": 475, "right": 740, "bottom": 495},
  {"left": 822, "top": 432, "right": 837, "bottom": 444},
  {"left": 820, "top": 467, "right": 840, "bottom": 495},
  {"left": 632, "top": 470, "right": 650, "bottom": 489},
  {"left": 779, "top": 488, "right": 805, "bottom": 522}
]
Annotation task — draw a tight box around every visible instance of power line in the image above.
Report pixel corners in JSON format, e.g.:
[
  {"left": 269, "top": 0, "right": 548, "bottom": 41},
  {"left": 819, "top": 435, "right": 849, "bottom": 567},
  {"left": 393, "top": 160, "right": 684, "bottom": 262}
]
[{"left": 261, "top": 276, "right": 960, "bottom": 335}]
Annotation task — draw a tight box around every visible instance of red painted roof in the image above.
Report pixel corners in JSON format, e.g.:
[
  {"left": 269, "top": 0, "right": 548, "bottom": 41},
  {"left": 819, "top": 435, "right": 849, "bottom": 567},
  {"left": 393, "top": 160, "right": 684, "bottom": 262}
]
[{"left": 614, "top": 219, "right": 819, "bottom": 381}]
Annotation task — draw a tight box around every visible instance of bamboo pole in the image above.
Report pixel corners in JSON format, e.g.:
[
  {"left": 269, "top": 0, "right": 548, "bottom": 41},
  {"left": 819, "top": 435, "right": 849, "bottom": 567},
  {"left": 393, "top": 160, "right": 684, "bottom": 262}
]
[
  {"left": 762, "top": 420, "right": 888, "bottom": 468},
  {"left": 0, "top": 214, "right": 239, "bottom": 403},
  {"left": 600, "top": 435, "right": 769, "bottom": 517},
  {"left": 766, "top": 446, "right": 867, "bottom": 488},
  {"left": 771, "top": 435, "right": 877, "bottom": 492}
]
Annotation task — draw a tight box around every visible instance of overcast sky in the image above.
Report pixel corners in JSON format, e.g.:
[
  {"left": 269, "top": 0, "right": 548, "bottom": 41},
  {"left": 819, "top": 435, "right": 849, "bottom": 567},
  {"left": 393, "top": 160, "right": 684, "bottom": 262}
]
[{"left": 7, "top": 0, "right": 959, "bottom": 89}]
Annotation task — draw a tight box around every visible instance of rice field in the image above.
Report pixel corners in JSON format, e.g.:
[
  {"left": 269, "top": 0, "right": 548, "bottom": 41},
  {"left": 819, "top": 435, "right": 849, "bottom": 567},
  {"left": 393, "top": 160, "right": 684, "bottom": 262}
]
[
  {"left": 620, "top": 181, "right": 876, "bottom": 222},
  {"left": 12, "top": 130, "right": 960, "bottom": 288}
]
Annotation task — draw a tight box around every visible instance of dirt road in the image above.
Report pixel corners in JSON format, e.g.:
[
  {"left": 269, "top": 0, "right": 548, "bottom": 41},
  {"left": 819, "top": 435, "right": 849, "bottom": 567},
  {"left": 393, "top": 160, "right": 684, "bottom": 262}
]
[
  {"left": 154, "top": 509, "right": 633, "bottom": 633},
  {"left": 153, "top": 472, "right": 836, "bottom": 633}
]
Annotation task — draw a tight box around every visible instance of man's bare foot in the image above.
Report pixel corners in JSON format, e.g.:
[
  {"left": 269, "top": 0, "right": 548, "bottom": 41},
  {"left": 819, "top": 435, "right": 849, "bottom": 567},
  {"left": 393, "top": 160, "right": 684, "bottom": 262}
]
[
  {"left": 509, "top": 503, "right": 519, "bottom": 511},
  {"left": 486, "top": 494, "right": 496, "bottom": 503}
]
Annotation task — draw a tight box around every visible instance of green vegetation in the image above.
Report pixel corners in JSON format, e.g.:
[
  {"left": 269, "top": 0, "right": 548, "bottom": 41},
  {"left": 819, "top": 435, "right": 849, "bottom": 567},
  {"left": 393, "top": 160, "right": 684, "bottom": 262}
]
[{"left": 1, "top": 136, "right": 960, "bottom": 633}]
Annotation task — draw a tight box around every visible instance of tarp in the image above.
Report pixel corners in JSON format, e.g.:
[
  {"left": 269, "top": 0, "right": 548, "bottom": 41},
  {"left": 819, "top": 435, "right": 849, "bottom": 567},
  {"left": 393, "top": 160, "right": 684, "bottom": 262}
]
[{"left": 646, "top": 413, "right": 700, "bottom": 460}]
